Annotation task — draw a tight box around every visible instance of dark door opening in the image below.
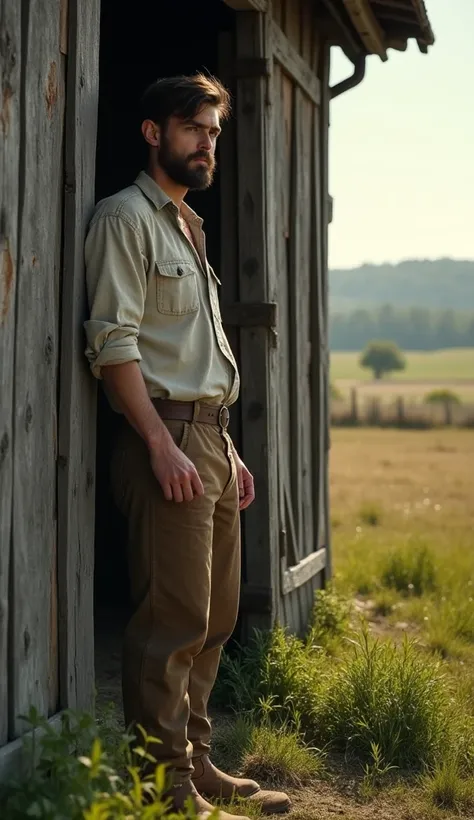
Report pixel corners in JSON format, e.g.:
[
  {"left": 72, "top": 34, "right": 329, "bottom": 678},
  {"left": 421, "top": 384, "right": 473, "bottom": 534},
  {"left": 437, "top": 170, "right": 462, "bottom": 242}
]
[{"left": 93, "top": 0, "right": 236, "bottom": 696}]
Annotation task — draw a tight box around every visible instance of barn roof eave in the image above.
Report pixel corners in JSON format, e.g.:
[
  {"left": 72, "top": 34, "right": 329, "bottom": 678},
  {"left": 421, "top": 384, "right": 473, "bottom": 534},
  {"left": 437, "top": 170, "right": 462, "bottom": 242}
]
[{"left": 338, "top": 0, "right": 434, "bottom": 61}]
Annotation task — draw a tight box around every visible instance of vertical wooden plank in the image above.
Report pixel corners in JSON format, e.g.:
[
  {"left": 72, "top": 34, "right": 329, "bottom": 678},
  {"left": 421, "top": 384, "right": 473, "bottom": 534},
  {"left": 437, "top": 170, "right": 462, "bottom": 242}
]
[
  {"left": 218, "top": 30, "right": 241, "bottom": 457},
  {"left": 263, "top": 22, "right": 283, "bottom": 626},
  {"left": 235, "top": 11, "right": 277, "bottom": 635},
  {"left": 10, "top": 0, "right": 64, "bottom": 737},
  {"left": 271, "top": 0, "right": 283, "bottom": 29},
  {"left": 299, "top": 91, "right": 315, "bottom": 564},
  {"left": 312, "top": 20, "right": 321, "bottom": 74},
  {"left": 310, "top": 99, "right": 324, "bottom": 556},
  {"left": 284, "top": 0, "right": 301, "bottom": 51},
  {"left": 320, "top": 44, "right": 331, "bottom": 577},
  {"left": 287, "top": 84, "right": 303, "bottom": 557},
  {"left": 272, "top": 64, "right": 296, "bottom": 630},
  {"left": 57, "top": 0, "right": 99, "bottom": 712},
  {"left": 300, "top": 0, "right": 313, "bottom": 63},
  {"left": 0, "top": 0, "right": 21, "bottom": 746}
]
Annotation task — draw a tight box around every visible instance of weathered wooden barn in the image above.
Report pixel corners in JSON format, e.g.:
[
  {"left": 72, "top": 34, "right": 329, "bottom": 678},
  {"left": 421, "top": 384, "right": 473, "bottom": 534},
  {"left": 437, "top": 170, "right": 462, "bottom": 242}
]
[{"left": 0, "top": 0, "right": 433, "bottom": 775}]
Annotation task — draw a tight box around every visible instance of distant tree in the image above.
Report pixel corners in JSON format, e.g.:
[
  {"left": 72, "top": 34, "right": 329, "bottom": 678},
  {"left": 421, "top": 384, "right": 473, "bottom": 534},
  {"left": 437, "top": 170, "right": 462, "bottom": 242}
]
[
  {"left": 424, "top": 389, "right": 461, "bottom": 406},
  {"left": 360, "top": 341, "right": 406, "bottom": 380}
]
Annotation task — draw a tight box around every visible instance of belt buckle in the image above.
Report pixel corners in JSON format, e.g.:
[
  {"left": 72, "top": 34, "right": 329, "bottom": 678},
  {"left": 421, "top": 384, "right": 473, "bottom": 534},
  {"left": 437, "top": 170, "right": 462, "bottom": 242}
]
[{"left": 218, "top": 405, "right": 230, "bottom": 430}]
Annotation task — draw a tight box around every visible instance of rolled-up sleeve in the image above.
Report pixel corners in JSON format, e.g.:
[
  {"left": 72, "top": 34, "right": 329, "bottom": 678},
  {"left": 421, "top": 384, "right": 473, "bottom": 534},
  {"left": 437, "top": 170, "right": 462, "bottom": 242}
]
[{"left": 84, "top": 213, "right": 147, "bottom": 379}]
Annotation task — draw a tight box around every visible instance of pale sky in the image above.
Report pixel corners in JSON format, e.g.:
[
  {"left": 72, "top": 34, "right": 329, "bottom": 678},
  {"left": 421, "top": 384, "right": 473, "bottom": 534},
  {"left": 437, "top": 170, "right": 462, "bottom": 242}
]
[{"left": 328, "top": 0, "right": 474, "bottom": 269}]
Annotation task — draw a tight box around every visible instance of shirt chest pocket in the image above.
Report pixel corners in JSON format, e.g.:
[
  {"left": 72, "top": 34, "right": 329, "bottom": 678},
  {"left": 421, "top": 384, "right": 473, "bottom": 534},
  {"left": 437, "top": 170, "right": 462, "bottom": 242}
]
[{"left": 155, "top": 261, "right": 199, "bottom": 316}]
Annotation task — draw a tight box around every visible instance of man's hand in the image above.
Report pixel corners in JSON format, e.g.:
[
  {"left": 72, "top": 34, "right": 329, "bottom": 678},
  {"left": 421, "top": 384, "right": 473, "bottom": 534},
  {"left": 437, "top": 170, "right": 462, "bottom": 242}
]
[
  {"left": 233, "top": 450, "right": 255, "bottom": 510},
  {"left": 150, "top": 440, "right": 204, "bottom": 503}
]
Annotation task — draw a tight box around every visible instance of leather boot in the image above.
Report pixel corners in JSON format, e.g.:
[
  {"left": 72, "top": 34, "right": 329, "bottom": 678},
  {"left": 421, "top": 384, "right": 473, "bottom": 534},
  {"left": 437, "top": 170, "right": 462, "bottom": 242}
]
[
  {"left": 171, "top": 779, "right": 252, "bottom": 820},
  {"left": 192, "top": 755, "right": 291, "bottom": 815}
]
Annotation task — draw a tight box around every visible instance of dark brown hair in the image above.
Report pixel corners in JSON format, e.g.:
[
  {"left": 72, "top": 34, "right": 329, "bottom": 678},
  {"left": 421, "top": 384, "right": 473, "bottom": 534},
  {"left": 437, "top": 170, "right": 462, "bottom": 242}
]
[{"left": 140, "top": 73, "right": 231, "bottom": 128}]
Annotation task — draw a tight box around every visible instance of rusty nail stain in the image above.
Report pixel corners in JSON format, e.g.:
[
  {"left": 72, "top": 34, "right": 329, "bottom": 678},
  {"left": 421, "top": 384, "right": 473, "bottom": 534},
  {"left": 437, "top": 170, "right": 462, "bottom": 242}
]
[
  {"left": 45, "top": 62, "right": 58, "bottom": 119},
  {"left": 1, "top": 239, "right": 14, "bottom": 324}
]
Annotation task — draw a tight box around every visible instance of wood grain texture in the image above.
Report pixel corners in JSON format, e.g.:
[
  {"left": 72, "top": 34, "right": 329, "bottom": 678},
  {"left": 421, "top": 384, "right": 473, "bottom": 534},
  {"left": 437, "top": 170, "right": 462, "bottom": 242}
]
[
  {"left": 0, "top": 0, "right": 21, "bottom": 746},
  {"left": 300, "top": 0, "right": 313, "bottom": 63},
  {"left": 235, "top": 11, "right": 276, "bottom": 634},
  {"left": 57, "top": 0, "right": 99, "bottom": 713},
  {"left": 320, "top": 44, "right": 332, "bottom": 576},
  {"left": 10, "top": 0, "right": 64, "bottom": 739},
  {"left": 284, "top": 0, "right": 301, "bottom": 50},
  {"left": 271, "top": 20, "right": 321, "bottom": 105},
  {"left": 282, "top": 548, "right": 326, "bottom": 595},
  {"left": 218, "top": 30, "right": 242, "bottom": 455}
]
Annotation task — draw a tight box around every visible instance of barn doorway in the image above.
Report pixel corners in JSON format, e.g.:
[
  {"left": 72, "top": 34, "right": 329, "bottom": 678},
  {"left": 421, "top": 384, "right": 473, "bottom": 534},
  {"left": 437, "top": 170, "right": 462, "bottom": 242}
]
[{"left": 93, "top": 0, "right": 237, "bottom": 710}]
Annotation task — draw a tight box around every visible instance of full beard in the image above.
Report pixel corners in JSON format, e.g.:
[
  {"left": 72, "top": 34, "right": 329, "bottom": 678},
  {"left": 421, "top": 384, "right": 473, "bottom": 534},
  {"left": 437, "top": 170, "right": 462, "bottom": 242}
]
[{"left": 158, "top": 138, "right": 215, "bottom": 190}]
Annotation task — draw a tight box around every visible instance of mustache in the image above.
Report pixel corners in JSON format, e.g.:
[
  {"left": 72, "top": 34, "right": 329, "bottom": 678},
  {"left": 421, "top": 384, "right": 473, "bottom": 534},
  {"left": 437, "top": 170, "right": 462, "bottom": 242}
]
[{"left": 187, "top": 151, "right": 213, "bottom": 165}]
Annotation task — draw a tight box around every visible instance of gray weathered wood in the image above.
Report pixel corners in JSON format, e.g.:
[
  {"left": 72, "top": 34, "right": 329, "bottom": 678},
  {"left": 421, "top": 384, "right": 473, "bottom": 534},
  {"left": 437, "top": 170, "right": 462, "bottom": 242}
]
[
  {"left": 0, "top": 0, "right": 21, "bottom": 747},
  {"left": 10, "top": 0, "right": 64, "bottom": 739},
  {"left": 235, "top": 11, "right": 276, "bottom": 635},
  {"left": 301, "top": 0, "right": 314, "bottom": 63},
  {"left": 57, "top": 0, "right": 99, "bottom": 713},
  {"left": 310, "top": 99, "right": 324, "bottom": 554},
  {"left": 284, "top": 0, "right": 301, "bottom": 50},
  {"left": 320, "top": 44, "right": 332, "bottom": 576},
  {"left": 288, "top": 85, "right": 303, "bottom": 557},
  {"left": 217, "top": 30, "right": 241, "bottom": 457},
  {"left": 282, "top": 548, "right": 327, "bottom": 595},
  {"left": 271, "top": 20, "right": 321, "bottom": 105},
  {"left": 298, "top": 90, "right": 316, "bottom": 626}
]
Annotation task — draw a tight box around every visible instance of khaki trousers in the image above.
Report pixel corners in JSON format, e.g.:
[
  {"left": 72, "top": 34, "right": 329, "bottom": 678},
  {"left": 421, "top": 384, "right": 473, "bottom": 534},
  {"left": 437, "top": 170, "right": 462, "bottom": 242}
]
[{"left": 111, "top": 415, "right": 241, "bottom": 781}]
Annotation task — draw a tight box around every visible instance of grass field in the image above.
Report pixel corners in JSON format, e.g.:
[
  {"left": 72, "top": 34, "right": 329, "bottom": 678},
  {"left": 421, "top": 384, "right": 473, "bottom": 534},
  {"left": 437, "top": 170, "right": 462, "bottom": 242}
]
[
  {"left": 210, "top": 427, "right": 474, "bottom": 819},
  {"left": 331, "top": 348, "right": 474, "bottom": 382}
]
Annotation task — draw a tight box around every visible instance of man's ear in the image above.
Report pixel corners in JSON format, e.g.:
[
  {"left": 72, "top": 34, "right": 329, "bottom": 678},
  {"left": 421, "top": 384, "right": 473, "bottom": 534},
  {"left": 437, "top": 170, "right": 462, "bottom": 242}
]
[{"left": 142, "top": 119, "right": 160, "bottom": 148}]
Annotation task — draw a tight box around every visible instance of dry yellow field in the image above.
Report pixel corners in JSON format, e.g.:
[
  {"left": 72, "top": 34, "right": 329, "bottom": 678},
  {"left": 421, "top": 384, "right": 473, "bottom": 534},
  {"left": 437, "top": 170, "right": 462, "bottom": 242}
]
[{"left": 330, "top": 426, "right": 474, "bottom": 539}]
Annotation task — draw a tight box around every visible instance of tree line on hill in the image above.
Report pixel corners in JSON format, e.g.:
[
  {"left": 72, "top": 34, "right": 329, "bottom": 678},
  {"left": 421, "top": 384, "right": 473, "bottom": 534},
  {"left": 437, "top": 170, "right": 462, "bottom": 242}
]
[
  {"left": 330, "top": 306, "right": 474, "bottom": 351},
  {"left": 329, "top": 259, "right": 474, "bottom": 313}
]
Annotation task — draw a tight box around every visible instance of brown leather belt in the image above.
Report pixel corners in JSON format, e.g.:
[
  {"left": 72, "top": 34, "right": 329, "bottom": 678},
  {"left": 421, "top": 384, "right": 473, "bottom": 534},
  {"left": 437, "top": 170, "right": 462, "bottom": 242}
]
[{"left": 152, "top": 399, "right": 230, "bottom": 429}]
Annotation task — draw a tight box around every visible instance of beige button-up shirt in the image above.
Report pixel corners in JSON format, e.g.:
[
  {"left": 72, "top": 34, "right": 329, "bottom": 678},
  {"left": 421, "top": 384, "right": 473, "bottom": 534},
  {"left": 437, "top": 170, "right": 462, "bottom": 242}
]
[{"left": 84, "top": 171, "right": 240, "bottom": 407}]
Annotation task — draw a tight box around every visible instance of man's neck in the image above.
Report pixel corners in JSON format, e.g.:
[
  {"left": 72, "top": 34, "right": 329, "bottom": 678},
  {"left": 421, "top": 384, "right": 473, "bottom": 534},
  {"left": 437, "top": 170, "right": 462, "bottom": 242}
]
[{"left": 146, "top": 163, "right": 188, "bottom": 208}]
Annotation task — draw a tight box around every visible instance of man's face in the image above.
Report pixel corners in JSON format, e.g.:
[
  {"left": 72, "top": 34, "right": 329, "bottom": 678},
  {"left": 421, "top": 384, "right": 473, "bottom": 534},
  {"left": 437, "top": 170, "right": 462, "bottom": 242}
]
[{"left": 157, "top": 105, "right": 221, "bottom": 190}]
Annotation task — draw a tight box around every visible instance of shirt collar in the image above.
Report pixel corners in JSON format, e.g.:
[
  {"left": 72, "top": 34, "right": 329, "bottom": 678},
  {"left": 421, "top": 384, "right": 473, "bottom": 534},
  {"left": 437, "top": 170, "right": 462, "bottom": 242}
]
[{"left": 134, "top": 170, "right": 203, "bottom": 227}]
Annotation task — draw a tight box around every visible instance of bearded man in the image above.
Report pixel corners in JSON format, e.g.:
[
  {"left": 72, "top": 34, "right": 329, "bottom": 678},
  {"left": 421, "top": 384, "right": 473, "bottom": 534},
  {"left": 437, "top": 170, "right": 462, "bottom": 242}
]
[{"left": 84, "top": 73, "right": 290, "bottom": 819}]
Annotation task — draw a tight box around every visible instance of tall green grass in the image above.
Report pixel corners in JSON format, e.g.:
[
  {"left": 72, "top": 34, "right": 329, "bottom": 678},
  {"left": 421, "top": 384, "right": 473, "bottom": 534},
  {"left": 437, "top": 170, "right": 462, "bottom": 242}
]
[{"left": 214, "top": 622, "right": 459, "bottom": 771}]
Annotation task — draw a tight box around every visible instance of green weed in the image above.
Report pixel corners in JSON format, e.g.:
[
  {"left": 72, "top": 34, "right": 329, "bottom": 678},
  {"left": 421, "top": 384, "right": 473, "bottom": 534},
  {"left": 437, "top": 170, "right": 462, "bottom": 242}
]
[
  {"left": 381, "top": 542, "right": 438, "bottom": 596},
  {"left": 359, "top": 502, "right": 383, "bottom": 527},
  {"left": 308, "top": 586, "right": 352, "bottom": 651},
  {"left": 0, "top": 707, "right": 200, "bottom": 820},
  {"left": 423, "top": 761, "right": 474, "bottom": 812}
]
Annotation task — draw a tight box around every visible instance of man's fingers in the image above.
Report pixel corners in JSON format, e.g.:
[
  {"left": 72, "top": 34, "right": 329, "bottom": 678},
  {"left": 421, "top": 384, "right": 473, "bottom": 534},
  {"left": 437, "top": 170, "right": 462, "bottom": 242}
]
[
  {"left": 171, "top": 482, "right": 184, "bottom": 503},
  {"left": 162, "top": 482, "right": 173, "bottom": 501},
  {"left": 191, "top": 471, "right": 205, "bottom": 497},
  {"left": 239, "top": 493, "right": 253, "bottom": 511},
  {"left": 182, "top": 479, "right": 194, "bottom": 503}
]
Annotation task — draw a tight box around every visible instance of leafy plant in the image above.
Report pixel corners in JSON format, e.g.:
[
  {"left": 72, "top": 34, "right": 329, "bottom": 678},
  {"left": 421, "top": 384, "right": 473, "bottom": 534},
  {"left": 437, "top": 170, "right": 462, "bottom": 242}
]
[
  {"left": 0, "top": 707, "right": 200, "bottom": 820},
  {"left": 309, "top": 587, "right": 352, "bottom": 651}
]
